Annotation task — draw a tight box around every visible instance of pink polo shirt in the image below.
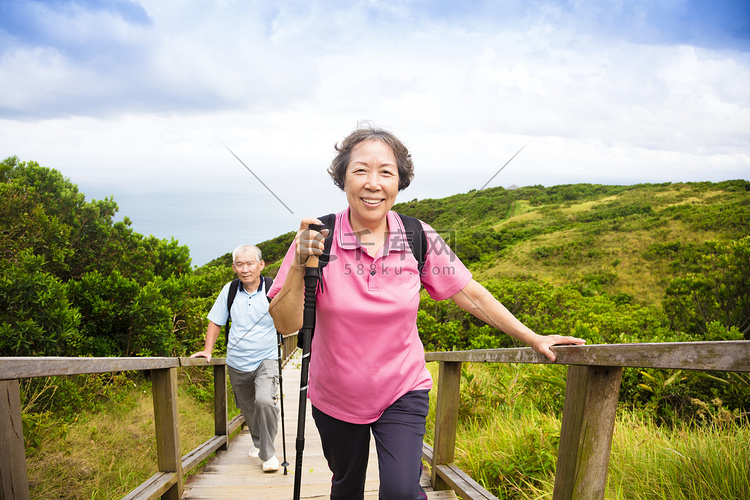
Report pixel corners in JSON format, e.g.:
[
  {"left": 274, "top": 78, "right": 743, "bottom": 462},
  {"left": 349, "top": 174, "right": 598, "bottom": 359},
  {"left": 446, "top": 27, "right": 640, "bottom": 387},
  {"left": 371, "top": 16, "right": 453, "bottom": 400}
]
[{"left": 269, "top": 209, "right": 471, "bottom": 424}]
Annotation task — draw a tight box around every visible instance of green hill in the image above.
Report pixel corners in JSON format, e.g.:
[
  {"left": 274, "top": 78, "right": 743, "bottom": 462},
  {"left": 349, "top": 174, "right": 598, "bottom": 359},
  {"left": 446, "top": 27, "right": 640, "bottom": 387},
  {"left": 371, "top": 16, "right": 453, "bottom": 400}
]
[
  {"left": 257, "top": 180, "right": 748, "bottom": 308},
  {"left": 392, "top": 181, "right": 748, "bottom": 303}
]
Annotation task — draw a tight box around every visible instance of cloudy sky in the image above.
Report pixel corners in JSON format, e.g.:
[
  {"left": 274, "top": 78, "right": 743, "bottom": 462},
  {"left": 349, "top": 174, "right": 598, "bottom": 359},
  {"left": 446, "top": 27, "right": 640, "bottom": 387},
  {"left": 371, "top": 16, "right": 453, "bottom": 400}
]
[{"left": 2, "top": 0, "right": 749, "bottom": 265}]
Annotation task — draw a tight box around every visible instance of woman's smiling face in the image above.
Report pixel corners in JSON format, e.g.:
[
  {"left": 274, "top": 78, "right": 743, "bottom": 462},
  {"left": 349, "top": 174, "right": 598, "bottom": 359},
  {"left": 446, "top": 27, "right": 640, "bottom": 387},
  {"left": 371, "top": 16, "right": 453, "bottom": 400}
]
[{"left": 344, "top": 139, "right": 400, "bottom": 231}]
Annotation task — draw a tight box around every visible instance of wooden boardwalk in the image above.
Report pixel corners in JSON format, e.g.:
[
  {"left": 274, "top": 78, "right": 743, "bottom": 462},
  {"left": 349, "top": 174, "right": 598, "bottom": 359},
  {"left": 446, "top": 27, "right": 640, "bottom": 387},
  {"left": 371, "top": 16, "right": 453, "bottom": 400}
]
[{"left": 182, "top": 351, "right": 456, "bottom": 499}]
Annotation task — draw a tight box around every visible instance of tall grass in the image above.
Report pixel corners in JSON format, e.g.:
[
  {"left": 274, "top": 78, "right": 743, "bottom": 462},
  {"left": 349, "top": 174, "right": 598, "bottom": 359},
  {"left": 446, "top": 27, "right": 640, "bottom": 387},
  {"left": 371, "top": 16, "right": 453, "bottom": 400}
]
[
  {"left": 608, "top": 412, "right": 750, "bottom": 500},
  {"left": 24, "top": 369, "right": 239, "bottom": 500},
  {"left": 426, "top": 362, "right": 749, "bottom": 499}
]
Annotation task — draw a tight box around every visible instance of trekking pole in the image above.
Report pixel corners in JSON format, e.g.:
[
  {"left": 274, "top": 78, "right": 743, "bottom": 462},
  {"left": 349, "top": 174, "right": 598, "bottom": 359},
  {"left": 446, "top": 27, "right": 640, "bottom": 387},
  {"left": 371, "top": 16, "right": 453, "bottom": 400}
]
[
  {"left": 277, "top": 332, "right": 289, "bottom": 475},
  {"left": 293, "top": 224, "right": 323, "bottom": 500}
]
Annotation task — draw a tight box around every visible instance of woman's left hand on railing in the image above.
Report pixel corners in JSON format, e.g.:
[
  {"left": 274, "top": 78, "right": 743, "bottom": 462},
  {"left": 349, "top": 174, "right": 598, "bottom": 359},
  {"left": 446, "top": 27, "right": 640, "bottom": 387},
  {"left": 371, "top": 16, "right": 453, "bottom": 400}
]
[{"left": 530, "top": 334, "right": 586, "bottom": 362}]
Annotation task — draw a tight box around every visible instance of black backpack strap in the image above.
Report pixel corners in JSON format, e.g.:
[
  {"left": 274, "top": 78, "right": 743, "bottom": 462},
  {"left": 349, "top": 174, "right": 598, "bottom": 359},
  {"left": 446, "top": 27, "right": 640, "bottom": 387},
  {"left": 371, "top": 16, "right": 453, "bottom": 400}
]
[
  {"left": 317, "top": 213, "right": 337, "bottom": 270},
  {"left": 225, "top": 278, "right": 241, "bottom": 346},
  {"left": 397, "top": 213, "right": 427, "bottom": 275},
  {"left": 296, "top": 215, "right": 335, "bottom": 349},
  {"left": 263, "top": 276, "right": 283, "bottom": 351},
  {"left": 264, "top": 276, "right": 274, "bottom": 303},
  {"left": 315, "top": 212, "right": 426, "bottom": 272}
]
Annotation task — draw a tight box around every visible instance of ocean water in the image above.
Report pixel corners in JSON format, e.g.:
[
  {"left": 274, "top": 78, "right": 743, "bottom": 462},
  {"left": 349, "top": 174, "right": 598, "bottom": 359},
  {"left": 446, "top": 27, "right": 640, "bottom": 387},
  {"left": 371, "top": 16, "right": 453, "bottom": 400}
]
[{"left": 91, "top": 189, "right": 303, "bottom": 267}]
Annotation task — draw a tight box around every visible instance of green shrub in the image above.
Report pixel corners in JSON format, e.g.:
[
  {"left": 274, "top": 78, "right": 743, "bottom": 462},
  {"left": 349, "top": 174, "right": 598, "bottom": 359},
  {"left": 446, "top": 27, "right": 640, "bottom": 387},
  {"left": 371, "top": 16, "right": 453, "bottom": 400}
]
[{"left": 0, "top": 251, "right": 81, "bottom": 356}]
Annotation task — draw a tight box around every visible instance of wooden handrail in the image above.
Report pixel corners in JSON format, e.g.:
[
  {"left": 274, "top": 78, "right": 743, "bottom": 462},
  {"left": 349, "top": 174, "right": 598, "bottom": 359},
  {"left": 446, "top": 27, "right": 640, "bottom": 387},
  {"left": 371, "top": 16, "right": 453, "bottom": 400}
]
[
  {"left": 2, "top": 338, "right": 747, "bottom": 500},
  {"left": 425, "top": 341, "right": 750, "bottom": 372},
  {"left": 0, "top": 357, "right": 179, "bottom": 381},
  {"left": 425, "top": 340, "right": 750, "bottom": 500},
  {"left": 0, "top": 332, "right": 299, "bottom": 500}
]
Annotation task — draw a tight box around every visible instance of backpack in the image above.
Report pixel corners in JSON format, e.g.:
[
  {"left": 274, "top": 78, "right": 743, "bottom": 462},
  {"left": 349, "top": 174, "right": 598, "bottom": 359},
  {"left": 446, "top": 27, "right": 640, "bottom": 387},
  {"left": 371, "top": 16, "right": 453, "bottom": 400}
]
[
  {"left": 317, "top": 212, "right": 427, "bottom": 273},
  {"left": 225, "top": 276, "right": 274, "bottom": 347},
  {"left": 297, "top": 212, "right": 428, "bottom": 348}
]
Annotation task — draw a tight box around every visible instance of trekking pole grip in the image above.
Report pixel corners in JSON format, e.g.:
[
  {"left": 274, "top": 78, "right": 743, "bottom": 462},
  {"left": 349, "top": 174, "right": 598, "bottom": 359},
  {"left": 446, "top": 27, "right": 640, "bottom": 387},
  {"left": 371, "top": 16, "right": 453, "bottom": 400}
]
[{"left": 306, "top": 223, "right": 324, "bottom": 268}]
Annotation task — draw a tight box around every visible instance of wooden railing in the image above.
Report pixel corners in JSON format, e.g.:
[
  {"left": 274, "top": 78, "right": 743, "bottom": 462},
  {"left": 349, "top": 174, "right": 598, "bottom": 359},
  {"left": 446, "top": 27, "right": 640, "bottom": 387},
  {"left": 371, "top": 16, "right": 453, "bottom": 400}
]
[
  {"left": 0, "top": 334, "right": 298, "bottom": 500},
  {"left": 423, "top": 340, "right": 750, "bottom": 500},
  {"left": 3, "top": 339, "right": 748, "bottom": 500}
]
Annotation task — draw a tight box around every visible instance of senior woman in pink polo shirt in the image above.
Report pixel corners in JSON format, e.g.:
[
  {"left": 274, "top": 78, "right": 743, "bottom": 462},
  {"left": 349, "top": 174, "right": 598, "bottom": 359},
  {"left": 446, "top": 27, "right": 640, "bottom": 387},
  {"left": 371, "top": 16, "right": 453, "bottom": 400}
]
[{"left": 268, "top": 125, "right": 585, "bottom": 499}]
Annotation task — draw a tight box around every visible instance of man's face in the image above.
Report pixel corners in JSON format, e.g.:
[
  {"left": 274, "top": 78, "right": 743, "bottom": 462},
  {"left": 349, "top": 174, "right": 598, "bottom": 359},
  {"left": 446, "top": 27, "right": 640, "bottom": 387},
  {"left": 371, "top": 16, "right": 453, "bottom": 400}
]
[{"left": 232, "top": 250, "right": 265, "bottom": 288}]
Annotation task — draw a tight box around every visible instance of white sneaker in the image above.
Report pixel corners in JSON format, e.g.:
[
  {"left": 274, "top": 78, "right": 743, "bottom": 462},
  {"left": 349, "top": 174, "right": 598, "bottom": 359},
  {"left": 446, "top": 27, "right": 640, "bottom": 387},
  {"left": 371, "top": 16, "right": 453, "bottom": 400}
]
[
  {"left": 262, "top": 456, "right": 279, "bottom": 473},
  {"left": 248, "top": 445, "right": 260, "bottom": 458}
]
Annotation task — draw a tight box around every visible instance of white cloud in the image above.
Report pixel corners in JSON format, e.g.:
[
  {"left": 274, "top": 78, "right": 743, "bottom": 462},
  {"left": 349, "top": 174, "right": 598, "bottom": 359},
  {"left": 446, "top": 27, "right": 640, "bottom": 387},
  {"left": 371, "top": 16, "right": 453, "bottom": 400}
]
[{"left": 1, "top": 0, "right": 748, "bottom": 264}]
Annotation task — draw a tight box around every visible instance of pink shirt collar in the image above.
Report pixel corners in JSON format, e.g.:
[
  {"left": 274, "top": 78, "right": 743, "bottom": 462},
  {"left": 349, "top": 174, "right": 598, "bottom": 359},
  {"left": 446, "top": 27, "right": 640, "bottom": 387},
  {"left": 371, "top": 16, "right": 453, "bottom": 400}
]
[{"left": 335, "top": 208, "right": 410, "bottom": 258}]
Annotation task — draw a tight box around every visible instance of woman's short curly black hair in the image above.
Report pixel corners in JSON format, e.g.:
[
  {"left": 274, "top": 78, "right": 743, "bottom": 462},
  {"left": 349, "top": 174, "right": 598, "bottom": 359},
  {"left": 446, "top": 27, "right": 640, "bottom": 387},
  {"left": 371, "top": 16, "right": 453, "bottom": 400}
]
[{"left": 327, "top": 124, "right": 415, "bottom": 191}]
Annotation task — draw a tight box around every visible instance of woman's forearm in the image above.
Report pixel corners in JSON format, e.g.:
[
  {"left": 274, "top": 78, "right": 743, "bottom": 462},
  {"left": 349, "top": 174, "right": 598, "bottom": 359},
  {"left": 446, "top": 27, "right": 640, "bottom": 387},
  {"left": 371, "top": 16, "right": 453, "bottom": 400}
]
[
  {"left": 269, "top": 264, "right": 305, "bottom": 334},
  {"left": 451, "top": 279, "right": 540, "bottom": 348},
  {"left": 450, "top": 279, "right": 585, "bottom": 361}
]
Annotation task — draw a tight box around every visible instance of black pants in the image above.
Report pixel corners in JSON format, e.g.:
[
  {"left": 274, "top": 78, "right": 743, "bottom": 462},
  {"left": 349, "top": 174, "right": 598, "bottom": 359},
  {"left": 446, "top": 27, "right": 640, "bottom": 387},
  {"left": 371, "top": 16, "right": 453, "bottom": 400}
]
[{"left": 312, "top": 390, "right": 430, "bottom": 500}]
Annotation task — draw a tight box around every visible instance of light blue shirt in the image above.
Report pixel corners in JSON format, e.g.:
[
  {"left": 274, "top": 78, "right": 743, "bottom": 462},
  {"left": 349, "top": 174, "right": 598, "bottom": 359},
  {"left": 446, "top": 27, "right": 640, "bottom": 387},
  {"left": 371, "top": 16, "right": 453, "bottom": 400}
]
[{"left": 207, "top": 279, "right": 278, "bottom": 372}]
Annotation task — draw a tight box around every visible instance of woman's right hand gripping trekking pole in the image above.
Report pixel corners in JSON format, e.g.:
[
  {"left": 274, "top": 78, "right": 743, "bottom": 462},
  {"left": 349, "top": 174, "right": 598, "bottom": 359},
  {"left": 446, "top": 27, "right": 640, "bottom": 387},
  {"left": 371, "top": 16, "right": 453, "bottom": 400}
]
[
  {"left": 269, "top": 218, "right": 329, "bottom": 335},
  {"left": 295, "top": 217, "right": 329, "bottom": 268}
]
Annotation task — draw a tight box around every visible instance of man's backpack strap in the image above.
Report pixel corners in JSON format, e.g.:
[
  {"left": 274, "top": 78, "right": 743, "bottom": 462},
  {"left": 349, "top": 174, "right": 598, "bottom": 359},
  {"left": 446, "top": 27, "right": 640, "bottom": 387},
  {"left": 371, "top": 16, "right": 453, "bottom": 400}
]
[
  {"left": 225, "top": 278, "right": 241, "bottom": 344},
  {"left": 264, "top": 276, "right": 274, "bottom": 303}
]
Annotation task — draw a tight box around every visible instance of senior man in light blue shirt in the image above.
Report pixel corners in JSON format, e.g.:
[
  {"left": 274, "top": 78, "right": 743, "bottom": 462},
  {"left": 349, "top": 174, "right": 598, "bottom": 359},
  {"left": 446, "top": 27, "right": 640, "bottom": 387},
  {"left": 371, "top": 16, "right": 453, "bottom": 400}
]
[{"left": 191, "top": 244, "right": 280, "bottom": 472}]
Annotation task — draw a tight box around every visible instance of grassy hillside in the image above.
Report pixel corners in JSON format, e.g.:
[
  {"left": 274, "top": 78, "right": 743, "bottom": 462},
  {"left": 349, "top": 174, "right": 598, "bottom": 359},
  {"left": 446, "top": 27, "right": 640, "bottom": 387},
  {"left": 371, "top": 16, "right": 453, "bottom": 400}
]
[
  {"left": 390, "top": 180, "right": 749, "bottom": 306},
  {"left": 221, "top": 180, "right": 748, "bottom": 306}
]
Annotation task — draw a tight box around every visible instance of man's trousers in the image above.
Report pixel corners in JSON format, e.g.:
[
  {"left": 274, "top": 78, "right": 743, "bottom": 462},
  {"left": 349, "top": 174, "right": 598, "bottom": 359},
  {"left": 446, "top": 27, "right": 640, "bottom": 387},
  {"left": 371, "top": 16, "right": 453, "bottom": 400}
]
[{"left": 228, "top": 359, "right": 279, "bottom": 461}]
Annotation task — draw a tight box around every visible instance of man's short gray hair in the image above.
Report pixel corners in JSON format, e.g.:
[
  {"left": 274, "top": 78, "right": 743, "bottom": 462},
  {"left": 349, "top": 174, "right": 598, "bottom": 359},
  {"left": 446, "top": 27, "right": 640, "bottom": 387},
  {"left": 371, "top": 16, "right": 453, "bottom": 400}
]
[{"left": 232, "top": 244, "right": 262, "bottom": 262}]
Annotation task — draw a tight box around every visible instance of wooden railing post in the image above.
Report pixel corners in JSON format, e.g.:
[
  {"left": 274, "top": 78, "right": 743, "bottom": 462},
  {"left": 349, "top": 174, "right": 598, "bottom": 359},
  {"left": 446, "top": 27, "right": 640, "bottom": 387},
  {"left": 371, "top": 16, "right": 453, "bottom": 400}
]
[
  {"left": 213, "top": 364, "right": 228, "bottom": 450},
  {"left": 431, "top": 361, "right": 462, "bottom": 491},
  {"left": 151, "top": 368, "right": 183, "bottom": 500},
  {"left": 553, "top": 365, "right": 623, "bottom": 500},
  {"left": 282, "top": 333, "right": 297, "bottom": 364},
  {"left": 0, "top": 380, "right": 30, "bottom": 500}
]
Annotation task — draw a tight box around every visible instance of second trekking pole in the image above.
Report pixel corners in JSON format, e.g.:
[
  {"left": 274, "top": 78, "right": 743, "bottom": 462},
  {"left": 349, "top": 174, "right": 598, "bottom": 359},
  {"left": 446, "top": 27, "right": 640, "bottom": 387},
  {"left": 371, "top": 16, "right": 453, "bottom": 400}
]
[
  {"left": 293, "top": 224, "right": 323, "bottom": 500},
  {"left": 276, "top": 332, "right": 289, "bottom": 475}
]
